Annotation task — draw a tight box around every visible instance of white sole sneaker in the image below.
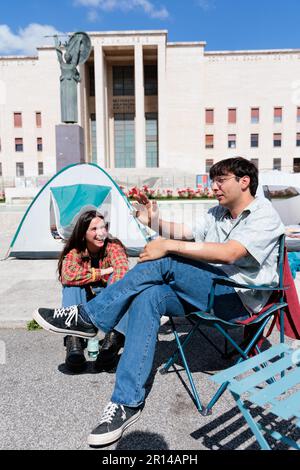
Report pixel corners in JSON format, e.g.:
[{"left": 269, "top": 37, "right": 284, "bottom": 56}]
[
  {"left": 33, "top": 309, "right": 96, "bottom": 339},
  {"left": 87, "top": 409, "right": 141, "bottom": 447}
]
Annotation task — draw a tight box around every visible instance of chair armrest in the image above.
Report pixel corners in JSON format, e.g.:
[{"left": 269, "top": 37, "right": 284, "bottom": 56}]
[{"left": 212, "top": 276, "right": 288, "bottom": 291}]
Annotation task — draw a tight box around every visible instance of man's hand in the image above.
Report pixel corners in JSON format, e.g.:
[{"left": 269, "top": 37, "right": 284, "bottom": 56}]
[
  {"left": 100, "top": 267, "right": 114, "bottom": 276},
  {"left": 131, "top": 191, "right": 160, "bottom": 228},
  {"left": 139, "top": 238, "right": 169, "bottom": 262}
]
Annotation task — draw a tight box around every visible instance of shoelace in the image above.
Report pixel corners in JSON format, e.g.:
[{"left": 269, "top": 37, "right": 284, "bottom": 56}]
[
  {"left": 100, "top": 402, "right": 125, "bottom": 424},
  {"left": 54, "top": 305, "right": 78, "bottom": 327}
]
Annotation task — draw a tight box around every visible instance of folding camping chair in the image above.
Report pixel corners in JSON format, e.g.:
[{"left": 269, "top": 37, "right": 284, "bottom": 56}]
[
  {"left": 210, "top": 343, "right": 300, "bottom": 450},
  {"left": 160, "top": 235, "right": 288, "bottom": 415}
]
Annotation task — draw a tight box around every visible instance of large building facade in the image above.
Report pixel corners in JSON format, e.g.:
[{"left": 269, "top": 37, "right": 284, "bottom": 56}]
[{"left": 1, "top": 29, "right": 300, "bottom": 187}]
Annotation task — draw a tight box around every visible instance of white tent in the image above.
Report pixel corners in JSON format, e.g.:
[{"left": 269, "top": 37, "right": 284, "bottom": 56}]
[{"left": 8, "top": 163, "right": 148, "bottom": 259}]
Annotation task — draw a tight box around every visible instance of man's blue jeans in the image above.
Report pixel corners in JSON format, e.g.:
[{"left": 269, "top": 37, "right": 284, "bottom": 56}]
[{"left": 83, "top": 256, "right": 249, "bottom": 407}]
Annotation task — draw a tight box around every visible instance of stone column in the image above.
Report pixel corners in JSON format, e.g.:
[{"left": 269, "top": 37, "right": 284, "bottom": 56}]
[
  {"left": 158, "top": 42, "right": 167, "bottom": 167},
  {"left": 134, "top": 44, "right": 146, "bottom": 168},
  {"left": 94, "top": 44, "right": 106, "bottom": 168}
]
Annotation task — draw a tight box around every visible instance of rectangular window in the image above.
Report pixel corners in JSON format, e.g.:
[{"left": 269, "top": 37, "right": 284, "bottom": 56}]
[
  {"left": 251, "top": 108, "right": 259, "bottom": 124},
  {"left": 297, "top": 133, "right": 300, "bottom": 147},
  {"left": 205, "top": 109, "right": 214, "bottom": 125},
  {"left": 250, "top": 158, "right": 259, "bottom": 169},
  {"left": 274, "top": 107, "right": 282, "bottom": 123},
  {"left": 205, "top": 159, "right": 214, "bottom": 173},
  {"left": 294, "top": 158, "right": 300, "bottom": 173},
  {"left": 114, "top": 113, "right": 135, "bottom": 168},
  {"left": 15, "top": 138, "right": 23, "bottom": 152},
  {"left": 16, "top": 162, "right": 24, "bottom": 177},
  {"left": 228, "top": 134, "right": 236, "bottom": 149},
  {"left": 273, "top": 158, "right": 281, "bottom": 170},
  {"left": 251, "top": 134, "right": 259, "bottom": 148},
  {"left": 89, "top": 65, "right": 95, "bottom": 97},
  {"left": 37, "top": 137, "right": 43, "bottom": 152},
  {"left": 205, "top": 134, "right": 214, "bottom": 149},
  {"left": 0, "top": 162, "right": 2, "bottom": 176},
  {"left": 90, "top": 113, "right": 97, "bottom": 163},
  {"left": 36, "top": 112, "right": 42, "bottom": 127},
  {"left": 14, "top": 112, "right": 22, "bottom": 128},
  {"left": 144, "top": 65, "right": 157, "bottom": 96},
  {"left": 38, "top": 162, "right": 44, "bottom": 175},
  {"left": 113, "top": 66, "right": 134, "bottom": 96},
  {"left": 273, "top": 133, "right": 282, "bottom": 147},
  {"left": 228, "top": 108, "right": 236, "bottom": 124},
  {"left": 297, "top": 107, "right": 300, "bottom": 122},
  {"left": 146, "top": 113, "right": 158, "bottom": 168}
]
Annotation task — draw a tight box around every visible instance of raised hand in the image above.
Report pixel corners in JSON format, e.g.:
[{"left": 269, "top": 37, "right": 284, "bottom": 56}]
[{"left": 131, "top": 191, "right": 160, "bottom": 229}]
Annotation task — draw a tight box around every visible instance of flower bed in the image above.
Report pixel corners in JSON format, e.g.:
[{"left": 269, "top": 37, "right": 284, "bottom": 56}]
[{"left": 119, "top": 184, "right": 215, "bottom": 200}]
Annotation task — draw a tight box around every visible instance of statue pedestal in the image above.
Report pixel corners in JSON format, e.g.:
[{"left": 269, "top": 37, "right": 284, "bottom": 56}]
[{"left": 55, "top": 124, "right": 85, "bottom": 172}]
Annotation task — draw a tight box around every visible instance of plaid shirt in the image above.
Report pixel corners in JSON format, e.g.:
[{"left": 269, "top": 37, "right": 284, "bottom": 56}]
[{"left": 61, "top": 242, "right": 129, "bottom": 287}]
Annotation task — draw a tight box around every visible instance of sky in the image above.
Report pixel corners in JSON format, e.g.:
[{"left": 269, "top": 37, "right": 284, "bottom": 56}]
[{"left": 1, "top": 0, "right": 300, "bottom": 55}]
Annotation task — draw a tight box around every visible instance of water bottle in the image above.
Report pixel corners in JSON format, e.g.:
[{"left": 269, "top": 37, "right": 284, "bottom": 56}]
[{"left": 87, "top": 337, "right": 99, "bottom": 359}]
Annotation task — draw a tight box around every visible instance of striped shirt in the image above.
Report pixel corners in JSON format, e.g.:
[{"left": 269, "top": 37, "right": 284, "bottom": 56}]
[{"left": 61, "top": 241, "right": 129, "bottom": 287}]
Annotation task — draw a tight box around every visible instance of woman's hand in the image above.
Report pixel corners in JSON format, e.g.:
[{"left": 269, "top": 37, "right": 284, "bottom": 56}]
[
  {"left": 139, "top": 238, "right": 169, "bottom": 262},
  {"left": 100, "top": 267, "right": 114, "bottom": 276},
  {"left": 131, "top": 191, "right": 160, "bottom": 228}
]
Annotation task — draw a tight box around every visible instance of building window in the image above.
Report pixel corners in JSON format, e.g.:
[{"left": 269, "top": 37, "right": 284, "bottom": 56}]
[
  {"left": 251, "top": 108, "right": 259, "bottom": 124},
  {"left": 273, "top": 158, "right": 281, "bottom": 170},
  {"left": 16, "top": 162, "right": 24, "bottom": 177},
  {"left": 297, "top": 107, "right": 300, "bottom": 122},
  {"left": 273, "top": 133, "right": 282, "bottom": 147},
  {"left": 38, "top": 162, "right": 44, "bottom": 175},
  {"left": 146, "top": 113, "right": 158, "bottom": 167},
  {"left": 205, "top": 134, "right": 214, "bottom": 149},
  {"left": 89, "top": 65, "right": 95, "bottom": 97},
  {"left": 294, "top": 158, "right": 300, "bottom": 173},
  {"left": 228, "top": 108, "right": 236, "bottom": 124},
  {"left": 228, "top": 134, "right": 236, "bottom": 149},
  {"left": 274, "top": 107, "right": 282, "bottom": 123},
  {"left": 90, "top": 113, "right": 97, "bottom": 163},
  {"left": 14, "top": 112, "right": 22, "bottom": 128},
  {"left": 250, "top": 134, "right": 259, "bottom": 148},
  {"left": 144, "top": 65, "right": 157, "bottom": 96},
  {"left": 0, "top": 162, "right": 2, "bottom": 176},
  {"left": 113, "top": 66, "right": 134, "bottom": 96},
  {"left": 36, "top": 112, "right": 42, "bottom": 127},
  {"left": 15, "top": 138, "right": 23, "bottom": 152},
  {"left": 205, "top": 109, "right": 214, "bottom": 125},
  {"left": 114, "top": 113, "right": 135, "bottom": 168},
  {"left": 250, "top": 158, "right": 259, "bottom": 169},
  {"left": 205, "top": 159, "right": 214, "bottom": 173},
  {"left": 37, "top": 137, "right": 43, "bottom": 152},
  {"left": 297, "top": 133, "right": 300, "bottom": 147}
]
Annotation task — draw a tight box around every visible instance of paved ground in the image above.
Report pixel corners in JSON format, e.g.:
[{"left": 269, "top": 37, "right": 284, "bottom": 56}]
[{"left": 0, "top": 206, "right": 299, "bottom": 451}]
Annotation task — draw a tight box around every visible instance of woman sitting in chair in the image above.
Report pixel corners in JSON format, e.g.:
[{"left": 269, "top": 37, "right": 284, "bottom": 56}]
[{"left": 58, "top": 210, "right": 128, "bottom": 372}]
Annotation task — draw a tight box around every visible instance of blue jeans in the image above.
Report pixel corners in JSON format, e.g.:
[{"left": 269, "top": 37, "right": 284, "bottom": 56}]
[
  {"left": 62, "top": 286, "right": 128, "bottom": 336},
  {"left": 83, "top": 256, "right": 249, "bottom": 407}
]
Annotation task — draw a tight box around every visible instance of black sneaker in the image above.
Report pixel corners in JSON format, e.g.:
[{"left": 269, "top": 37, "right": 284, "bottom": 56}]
[
  {"left": 33, "top": 305, "right": 97, "bottom": 338},
  {"left": 88, "top": 401, "right": 141, "bottom": 447},
  {"left": 94, "top": 330, "right": 125, "bottom": 372},
  {"left": 64, "top": 335, "right": 87, "bottom": 373}
]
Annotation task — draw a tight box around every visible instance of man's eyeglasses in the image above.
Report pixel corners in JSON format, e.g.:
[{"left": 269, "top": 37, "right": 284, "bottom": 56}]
[{"left": 210, "top": 176, "right": 240, "bottom": 188}]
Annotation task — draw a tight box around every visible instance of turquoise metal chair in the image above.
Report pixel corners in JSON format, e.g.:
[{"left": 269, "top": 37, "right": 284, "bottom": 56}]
[
  {"left": 210, "top": 343, "right": 300, "bottom": 450},
  {"left": 160, "top": 235, "right": 288, "bottom": 415}
]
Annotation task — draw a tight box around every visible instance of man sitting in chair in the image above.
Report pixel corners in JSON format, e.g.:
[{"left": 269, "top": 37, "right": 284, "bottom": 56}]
[{"left": 34, "top": 157, "right": 285, "bottom": 447}]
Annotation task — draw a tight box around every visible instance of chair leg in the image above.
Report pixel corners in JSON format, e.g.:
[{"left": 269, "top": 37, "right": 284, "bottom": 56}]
[{"left": 231, "top": 392, "right": 271, "bottom": 450}]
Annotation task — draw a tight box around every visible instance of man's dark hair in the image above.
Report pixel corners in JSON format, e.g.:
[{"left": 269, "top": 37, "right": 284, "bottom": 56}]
[{"left": 209, "top": 157, "right": 258, "bottom": 196}]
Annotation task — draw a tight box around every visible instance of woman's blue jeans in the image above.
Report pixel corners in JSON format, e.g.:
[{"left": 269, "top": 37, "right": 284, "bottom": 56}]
[
  {"left": 62, "top": 286, "right": 128, "bottom": 336},
  {"left": 83, "top": 256, "right": 249, "bottom": 407}
]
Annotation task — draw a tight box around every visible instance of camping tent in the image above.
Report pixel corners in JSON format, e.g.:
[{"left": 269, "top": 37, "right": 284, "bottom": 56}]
[{"left": 8, "top": 163, "right": 148, "bottom": 259}]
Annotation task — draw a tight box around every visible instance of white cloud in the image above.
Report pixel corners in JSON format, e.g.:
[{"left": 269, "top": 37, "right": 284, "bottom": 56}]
[
  {"left": 87, "top": 9, "right": 100, "bottom": 22},
  {"left": 196, "top": 0, "right": 216, "bottom": 11},
  {"left": 75, "top": 0, "right": 169, "bottom": 20},
  {"left": 0, "top": 23, "right": 61, "bottom": 55}
]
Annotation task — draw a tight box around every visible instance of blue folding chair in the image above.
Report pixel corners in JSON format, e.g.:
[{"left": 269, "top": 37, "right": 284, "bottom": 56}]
[
  {"left": 210, "top": 343, "right": 300, "bottom": 450},
  {"left": 160, "top": 235, "right": 288, "bottom": 415}
]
